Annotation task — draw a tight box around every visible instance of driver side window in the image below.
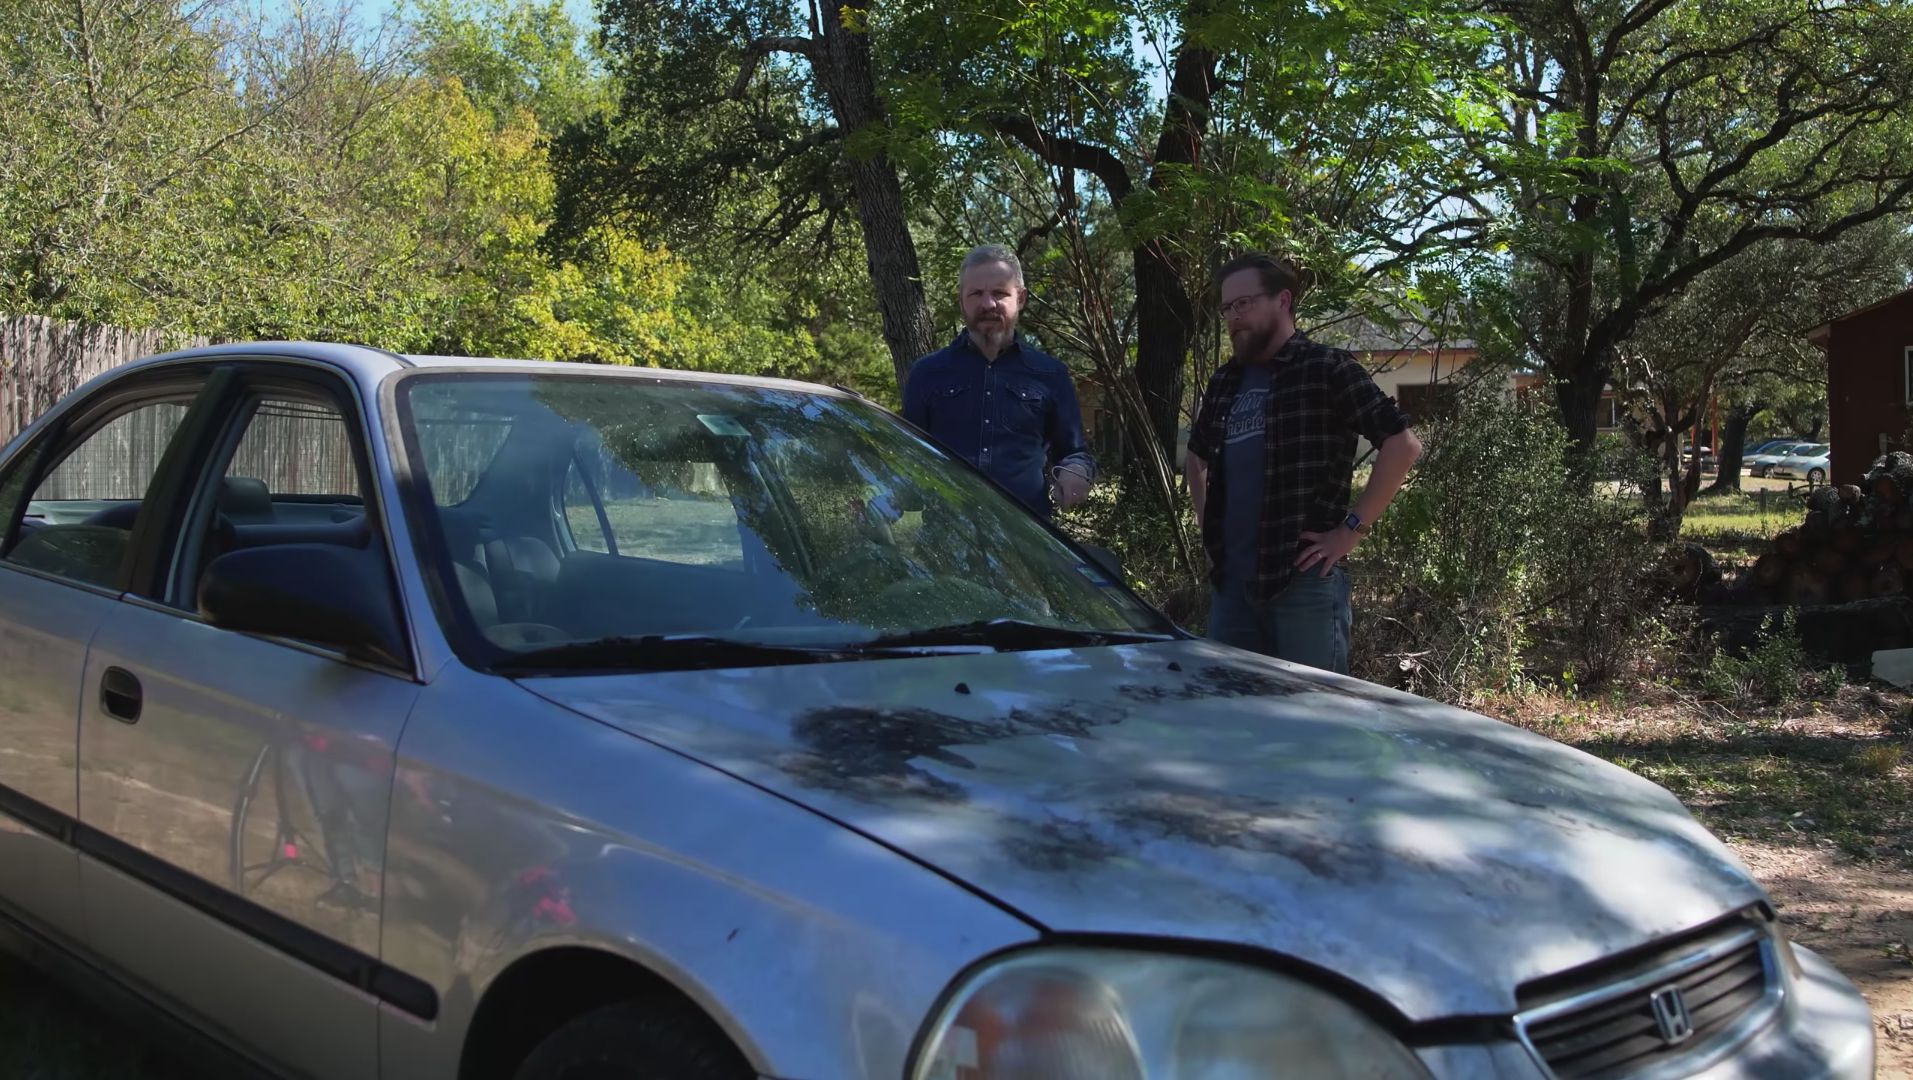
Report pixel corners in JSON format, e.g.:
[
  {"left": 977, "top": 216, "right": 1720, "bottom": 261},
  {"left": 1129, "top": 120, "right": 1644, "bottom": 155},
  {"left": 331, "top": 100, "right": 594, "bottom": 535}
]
[
  {"left": 170, "top": 389, "right": 400, "bottom": 666},
  {"left": 2, "top": 399, "right": 193, "bottom": 590}
]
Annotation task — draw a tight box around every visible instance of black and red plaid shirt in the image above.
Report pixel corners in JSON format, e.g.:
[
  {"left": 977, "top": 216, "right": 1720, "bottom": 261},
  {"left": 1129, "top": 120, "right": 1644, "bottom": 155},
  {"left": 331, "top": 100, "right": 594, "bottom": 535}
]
[{"left": 1187, "top": 331, "right": 1411, "bottom": 600}]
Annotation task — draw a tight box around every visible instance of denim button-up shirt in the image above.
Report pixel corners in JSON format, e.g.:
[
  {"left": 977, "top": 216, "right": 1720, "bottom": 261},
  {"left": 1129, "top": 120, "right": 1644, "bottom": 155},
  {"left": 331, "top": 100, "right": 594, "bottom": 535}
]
[{"left": 901, "top": 331, "right": 1096, "bottom": 518}]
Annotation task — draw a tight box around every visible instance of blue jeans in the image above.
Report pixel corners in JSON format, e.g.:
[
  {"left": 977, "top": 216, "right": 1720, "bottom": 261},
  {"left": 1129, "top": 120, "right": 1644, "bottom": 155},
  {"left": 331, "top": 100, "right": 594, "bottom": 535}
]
[{"left": 1207, "top": 567, "right": 1351, "bottom": 674}]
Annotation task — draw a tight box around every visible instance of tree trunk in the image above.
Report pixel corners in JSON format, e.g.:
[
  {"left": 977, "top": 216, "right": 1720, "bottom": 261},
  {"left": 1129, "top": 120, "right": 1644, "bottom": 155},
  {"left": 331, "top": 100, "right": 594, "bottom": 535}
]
[
  {"left": 1128, "top": 12, "right": 1218, "bottom": 465},
  {"left": 1705, "top": 401, "right": 1760, "bottom": 494},
  {"left": 814, "top": 2, "right": 938, "bottom": 390},
  {"left": 1547, "top": 345, "right": 1611, "bottom": 462},
  {"left": 1131, "top": 246, "right": 1192, "bottom": 469}
]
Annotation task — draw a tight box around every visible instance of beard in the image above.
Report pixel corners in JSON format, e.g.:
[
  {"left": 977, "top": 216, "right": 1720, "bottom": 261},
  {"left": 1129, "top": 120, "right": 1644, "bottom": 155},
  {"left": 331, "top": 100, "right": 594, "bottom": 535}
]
[
  {"left": 967, "top": 312, "right": 1018, "bottom": 351},
  {"left": 1230, "top": 324, "right": 1277, "bottom": 363}
]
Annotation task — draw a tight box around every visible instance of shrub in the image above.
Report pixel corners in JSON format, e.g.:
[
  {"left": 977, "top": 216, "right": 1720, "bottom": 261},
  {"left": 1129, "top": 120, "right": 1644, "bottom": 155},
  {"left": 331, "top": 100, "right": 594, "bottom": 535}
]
[
  {"left": 1697, "top": 609, "right": 1840, "bottom": 705},
  {"left": 1351, "top": 385, "right": 1658, "bottom": 700}
]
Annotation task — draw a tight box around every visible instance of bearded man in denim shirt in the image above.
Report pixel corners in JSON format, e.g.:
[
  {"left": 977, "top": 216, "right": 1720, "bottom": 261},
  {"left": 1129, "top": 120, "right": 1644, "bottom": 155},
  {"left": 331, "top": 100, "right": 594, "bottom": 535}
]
[{"left": 902, "top": 246, "right": 1097, "bottom": 520}]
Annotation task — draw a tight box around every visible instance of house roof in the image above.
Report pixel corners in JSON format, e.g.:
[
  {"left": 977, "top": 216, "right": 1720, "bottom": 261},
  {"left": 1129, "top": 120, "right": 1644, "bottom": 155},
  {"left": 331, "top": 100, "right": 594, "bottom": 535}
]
[
  {"left": 1307, "top": 308, "right": 1477, "bottom": 355},
  {"left": 1805, "top": 284, "right": 1913, "bottom": 351}
]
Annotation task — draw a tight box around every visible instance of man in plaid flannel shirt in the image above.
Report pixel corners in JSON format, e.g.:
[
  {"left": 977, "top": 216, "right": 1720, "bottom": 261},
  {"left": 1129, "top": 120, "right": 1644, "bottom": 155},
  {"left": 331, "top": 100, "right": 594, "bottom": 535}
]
[{"left": 1185, "top": 254, "right": 1423, "bottom": 673}]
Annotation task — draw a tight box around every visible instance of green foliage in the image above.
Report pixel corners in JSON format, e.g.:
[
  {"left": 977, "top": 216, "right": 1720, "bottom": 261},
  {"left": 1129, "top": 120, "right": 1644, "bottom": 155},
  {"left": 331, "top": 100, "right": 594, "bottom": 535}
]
[
  {"left": 1447, "top": 0, "right": 1913, "bottom": 442},
  {"left": 1701, "top": 609, "right": 1842, "bottom": 706},
  {"left": 1355, "top": 385, "right": 1656, "bottom": 697},
  {"left": 0, "top": 0, "right": 885, "bottom": 392},
  {"left": 405, "top": 0, "right": 611, "bottom": 131}
]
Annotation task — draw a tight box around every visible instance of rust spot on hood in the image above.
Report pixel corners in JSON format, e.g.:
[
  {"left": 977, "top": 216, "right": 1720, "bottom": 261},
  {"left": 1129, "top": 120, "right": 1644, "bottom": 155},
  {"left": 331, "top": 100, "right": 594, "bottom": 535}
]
[{"left": 782, "top": 701, "right": 1124, "bottom": 803}]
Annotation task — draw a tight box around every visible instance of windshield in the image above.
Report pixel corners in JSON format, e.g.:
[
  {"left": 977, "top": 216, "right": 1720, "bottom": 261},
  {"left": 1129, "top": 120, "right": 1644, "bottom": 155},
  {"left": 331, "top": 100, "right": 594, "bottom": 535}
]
[{"left": 395, "top": 373, "right": 1172, "bottom": 666}]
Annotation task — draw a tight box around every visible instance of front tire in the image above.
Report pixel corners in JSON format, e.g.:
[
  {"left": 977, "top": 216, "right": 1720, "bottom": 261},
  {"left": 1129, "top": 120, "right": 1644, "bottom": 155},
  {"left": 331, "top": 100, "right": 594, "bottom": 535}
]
[{"left": 513, "top": 1000, "right": 753, "bottom": 1080}]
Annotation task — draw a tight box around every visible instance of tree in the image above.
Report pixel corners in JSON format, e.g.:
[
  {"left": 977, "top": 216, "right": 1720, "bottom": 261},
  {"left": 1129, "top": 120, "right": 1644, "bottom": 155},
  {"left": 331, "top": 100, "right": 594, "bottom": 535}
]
[
  {"left": 1, "top": 0, "right": 285, "bottom": 323},
  {"left": 551, "top": 0, "right": 936, "bottom": 389},
  {"left": 1612, "top": 221, "right": 1913, "bottom": 531},
  {"left": 1452, "top": 0, "right": 1913, "bottom": 454},
  {"left": 884, "top": 0, "right": 1478, "bottom": 464},
  {"left": 404, "top": 0, "right": 611, "bottom": 133}
]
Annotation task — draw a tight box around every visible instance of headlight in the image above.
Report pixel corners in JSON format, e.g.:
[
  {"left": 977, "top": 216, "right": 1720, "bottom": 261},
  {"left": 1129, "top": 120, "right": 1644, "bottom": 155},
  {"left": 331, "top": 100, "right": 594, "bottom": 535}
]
[{"left": 913, "top": 948, "right": 1433, "bottom": 1080}]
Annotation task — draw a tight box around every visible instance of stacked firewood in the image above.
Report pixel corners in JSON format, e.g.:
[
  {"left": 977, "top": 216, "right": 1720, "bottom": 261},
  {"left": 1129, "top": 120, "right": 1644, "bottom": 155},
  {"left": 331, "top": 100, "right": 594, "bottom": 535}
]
[{"left": 1725, "top": 451, "right": 1913, "bottom": 606}]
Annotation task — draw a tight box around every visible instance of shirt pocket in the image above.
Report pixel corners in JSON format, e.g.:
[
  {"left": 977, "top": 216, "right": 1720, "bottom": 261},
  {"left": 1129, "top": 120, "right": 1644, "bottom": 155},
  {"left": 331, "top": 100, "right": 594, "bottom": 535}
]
[
  {"left": 1001, "top": 379, "right": 1049, "bottom": 435},
  {"left": 927, "top": 380, "right": 972, "bottom": 419}
]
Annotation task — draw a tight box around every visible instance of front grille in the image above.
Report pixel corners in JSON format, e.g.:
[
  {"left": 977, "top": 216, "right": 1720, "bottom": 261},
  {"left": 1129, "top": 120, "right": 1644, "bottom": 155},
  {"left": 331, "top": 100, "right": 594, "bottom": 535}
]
[{"left": 1513, "top": 910, "right": 1778, "bottom": 1079}]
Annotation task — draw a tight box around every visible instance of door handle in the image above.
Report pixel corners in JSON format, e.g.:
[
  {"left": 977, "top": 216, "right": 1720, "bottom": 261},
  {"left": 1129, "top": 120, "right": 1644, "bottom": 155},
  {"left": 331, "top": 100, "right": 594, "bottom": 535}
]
[{"left": 101, "top": 667, "right": 142, "bottom": 724}]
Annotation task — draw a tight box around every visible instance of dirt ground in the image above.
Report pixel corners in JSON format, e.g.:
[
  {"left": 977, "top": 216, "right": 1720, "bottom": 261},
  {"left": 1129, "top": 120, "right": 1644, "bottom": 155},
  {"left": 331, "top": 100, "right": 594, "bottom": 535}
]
[{"left": 1738, "top": 842, "right": 1913, "bottom": 1077}]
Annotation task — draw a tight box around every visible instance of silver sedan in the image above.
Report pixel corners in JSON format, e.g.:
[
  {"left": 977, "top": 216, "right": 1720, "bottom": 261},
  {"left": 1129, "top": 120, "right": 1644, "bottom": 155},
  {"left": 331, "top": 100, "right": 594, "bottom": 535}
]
[{"left": 0, "top": 343, "right": 1874, "bottom": 1079}]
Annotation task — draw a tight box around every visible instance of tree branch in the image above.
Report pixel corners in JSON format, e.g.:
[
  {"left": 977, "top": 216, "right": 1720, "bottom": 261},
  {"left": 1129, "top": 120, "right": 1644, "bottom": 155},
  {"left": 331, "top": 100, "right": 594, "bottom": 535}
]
[
  {"left": 729, "top": 35, "right": 816, "bottom": 100},
  {"left": 1598, "top": 0, "right": 1684, "bottom": 72},
  {"left": 981, "top": 113, "right": 1135, "bottom": 203}
]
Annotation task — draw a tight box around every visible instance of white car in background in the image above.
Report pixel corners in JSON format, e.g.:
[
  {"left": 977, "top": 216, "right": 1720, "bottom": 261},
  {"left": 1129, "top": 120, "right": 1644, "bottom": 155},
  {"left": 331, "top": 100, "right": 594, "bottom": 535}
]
[{"left": 1770, "top": 444, "right": 1831, "bottom": 485}]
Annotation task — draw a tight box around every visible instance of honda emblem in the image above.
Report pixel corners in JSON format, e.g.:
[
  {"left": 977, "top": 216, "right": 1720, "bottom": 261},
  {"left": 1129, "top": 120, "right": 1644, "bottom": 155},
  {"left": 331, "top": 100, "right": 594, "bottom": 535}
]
[{"left": 1649, "top": 985, "right": 1695, "bottom": 1045}]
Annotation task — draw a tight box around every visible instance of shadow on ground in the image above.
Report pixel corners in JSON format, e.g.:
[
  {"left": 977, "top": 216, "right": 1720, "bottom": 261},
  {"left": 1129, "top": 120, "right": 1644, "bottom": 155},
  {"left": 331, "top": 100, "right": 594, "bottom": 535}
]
[{"left": 0, "top": 952, "right": 185, "bottom": 1079}]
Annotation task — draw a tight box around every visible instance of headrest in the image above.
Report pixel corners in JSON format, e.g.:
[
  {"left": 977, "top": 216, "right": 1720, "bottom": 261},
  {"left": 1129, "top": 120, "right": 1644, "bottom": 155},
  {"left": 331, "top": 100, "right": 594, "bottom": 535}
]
[
  {"left": 80, "top": 501, "right": 143, "bottom": 531},
  {"left": 219, "top": 476, "right": 274, "bottom": 524}
]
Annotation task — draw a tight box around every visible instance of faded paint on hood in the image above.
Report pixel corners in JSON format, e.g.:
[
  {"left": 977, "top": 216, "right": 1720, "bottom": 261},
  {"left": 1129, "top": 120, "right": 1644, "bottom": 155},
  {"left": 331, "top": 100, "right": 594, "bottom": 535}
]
[{"left": 524, "top": 640, "right": 1765, "bottom": 1020}]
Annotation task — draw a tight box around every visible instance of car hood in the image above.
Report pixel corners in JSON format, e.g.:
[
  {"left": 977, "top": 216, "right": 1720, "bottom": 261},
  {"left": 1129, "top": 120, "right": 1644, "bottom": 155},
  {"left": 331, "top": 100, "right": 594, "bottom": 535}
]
[{"left": 525, "top": 640, "right": 1765, "bottom": 1020}]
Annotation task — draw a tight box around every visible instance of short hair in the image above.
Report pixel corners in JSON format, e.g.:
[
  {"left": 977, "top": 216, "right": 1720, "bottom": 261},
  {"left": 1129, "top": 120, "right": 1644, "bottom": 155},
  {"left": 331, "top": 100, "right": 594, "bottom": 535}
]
[
  {"left": 1217, "top": 252, "right": 1301, "bottom": 303},
  {"left": 960, "top": 244, "right": 1025, "bottom": 287}
]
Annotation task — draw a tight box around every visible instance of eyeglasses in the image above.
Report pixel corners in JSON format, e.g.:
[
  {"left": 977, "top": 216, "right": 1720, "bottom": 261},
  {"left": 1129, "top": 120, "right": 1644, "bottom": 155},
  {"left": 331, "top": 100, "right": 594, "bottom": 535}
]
[{"left": 1218, "top": 293, "right": 1269, "bottom": 320}]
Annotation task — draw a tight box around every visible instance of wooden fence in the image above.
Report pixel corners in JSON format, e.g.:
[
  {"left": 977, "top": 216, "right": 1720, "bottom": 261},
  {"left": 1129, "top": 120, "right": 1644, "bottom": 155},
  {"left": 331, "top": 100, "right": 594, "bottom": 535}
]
[{"left": 1, "top": 316, "right": 210, "bottom": 446}]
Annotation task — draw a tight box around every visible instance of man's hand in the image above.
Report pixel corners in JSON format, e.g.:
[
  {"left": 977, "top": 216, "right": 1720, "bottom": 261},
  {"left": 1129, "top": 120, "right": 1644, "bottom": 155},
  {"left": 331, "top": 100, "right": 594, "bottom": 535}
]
[
  {"left": 1052, "top": 463, "right": 1092, "bottom": 508},
  {"left": 1294, "top": 525, "right": 1360, "bottom": 577}
]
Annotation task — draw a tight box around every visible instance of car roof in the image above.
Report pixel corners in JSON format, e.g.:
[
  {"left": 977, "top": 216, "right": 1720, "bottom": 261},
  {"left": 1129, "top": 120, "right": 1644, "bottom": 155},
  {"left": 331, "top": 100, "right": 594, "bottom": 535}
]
[
  {"left": 399, "top": 354, "right": 855, "bottom": 398},
  {"left": 86, "top": 342, "right": 859, "bottom": 402}
]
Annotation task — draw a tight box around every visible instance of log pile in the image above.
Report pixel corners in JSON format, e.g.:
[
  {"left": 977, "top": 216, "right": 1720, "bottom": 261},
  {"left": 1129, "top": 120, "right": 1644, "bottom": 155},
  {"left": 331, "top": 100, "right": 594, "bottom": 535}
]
[{"left": 1710, "top": 451, "right": 1913, "bottom": 607}]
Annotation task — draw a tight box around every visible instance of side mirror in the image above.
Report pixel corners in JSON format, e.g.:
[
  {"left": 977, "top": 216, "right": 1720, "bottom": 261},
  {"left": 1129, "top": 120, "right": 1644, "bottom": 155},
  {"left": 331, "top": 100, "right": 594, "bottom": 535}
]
[
  {"left": 198, "top": 544, "right": 409, "bottom": 669},
  {"left": 1078, "top": 541, "right": 1124, "bottom": 583}
]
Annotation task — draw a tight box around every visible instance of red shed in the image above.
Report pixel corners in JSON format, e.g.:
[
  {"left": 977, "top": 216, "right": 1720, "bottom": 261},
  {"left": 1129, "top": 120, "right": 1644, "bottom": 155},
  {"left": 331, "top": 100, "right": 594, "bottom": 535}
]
[{"left": 1808, "top": 286, "right": 1913, "bottom": 484}]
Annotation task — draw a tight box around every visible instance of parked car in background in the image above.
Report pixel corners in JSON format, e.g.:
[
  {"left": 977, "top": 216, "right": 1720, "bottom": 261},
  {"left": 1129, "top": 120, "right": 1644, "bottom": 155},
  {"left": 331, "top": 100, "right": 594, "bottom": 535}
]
[
  {"left": 1745, "top": 440, "right": 1810, "bottom": 478},
  {"left": 0, "top": 342, "right": 1874, "bottom": 1080},
  {"left": 1770, "top": 443, "right": 1832, "bottom": 484},
  {"left": 1681, "top": 444, "right": 1715, "bottom": 473}
]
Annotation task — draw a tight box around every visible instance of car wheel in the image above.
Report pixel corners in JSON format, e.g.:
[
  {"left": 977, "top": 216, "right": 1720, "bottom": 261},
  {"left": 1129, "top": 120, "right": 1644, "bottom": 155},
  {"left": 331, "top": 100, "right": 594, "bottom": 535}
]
[
  {"left": 1809, "top": 467, "right": 1826, "bottom": 485},
  {"left": 513, "top": 999, "right": 752, "bottom": 1080}
]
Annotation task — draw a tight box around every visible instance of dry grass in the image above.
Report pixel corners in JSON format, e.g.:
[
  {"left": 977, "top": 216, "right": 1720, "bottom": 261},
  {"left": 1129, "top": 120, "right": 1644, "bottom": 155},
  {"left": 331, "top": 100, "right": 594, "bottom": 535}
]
[{"left": 1483, "top": 679, "right": 1913, "bottom": 862}]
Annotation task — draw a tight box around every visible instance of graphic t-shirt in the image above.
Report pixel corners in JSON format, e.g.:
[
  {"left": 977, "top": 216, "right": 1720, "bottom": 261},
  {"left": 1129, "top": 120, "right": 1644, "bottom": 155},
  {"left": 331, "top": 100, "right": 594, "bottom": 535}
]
[{"left": 1221, "top": 364, "right": 1271, "bottom": 587}]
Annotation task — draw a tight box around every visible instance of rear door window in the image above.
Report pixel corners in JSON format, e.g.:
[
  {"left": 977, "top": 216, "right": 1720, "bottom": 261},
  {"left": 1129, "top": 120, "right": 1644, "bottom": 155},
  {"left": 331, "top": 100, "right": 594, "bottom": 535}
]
[
  {"left": 3, "top": 398, "right": 197, "bottom": 589},
  {"left": 221, "top": 398, "right": 362, "bottom": 526}
]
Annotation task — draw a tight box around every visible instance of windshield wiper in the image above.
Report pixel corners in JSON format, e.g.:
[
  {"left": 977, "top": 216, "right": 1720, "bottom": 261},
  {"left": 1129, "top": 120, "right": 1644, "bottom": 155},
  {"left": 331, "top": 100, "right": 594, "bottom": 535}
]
[
  {"left": 493, "top": 634, "right": 866, "bottom": 675},
  {"left": 859, "top": 619, "right": 1171, "bottom": 652}
]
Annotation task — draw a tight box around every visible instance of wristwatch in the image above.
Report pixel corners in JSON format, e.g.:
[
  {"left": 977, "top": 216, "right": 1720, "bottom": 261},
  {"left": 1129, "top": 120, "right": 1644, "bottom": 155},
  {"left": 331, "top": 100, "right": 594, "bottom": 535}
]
[{"left": 1343, "top": 511, "right": 1372, "bottom": 535}]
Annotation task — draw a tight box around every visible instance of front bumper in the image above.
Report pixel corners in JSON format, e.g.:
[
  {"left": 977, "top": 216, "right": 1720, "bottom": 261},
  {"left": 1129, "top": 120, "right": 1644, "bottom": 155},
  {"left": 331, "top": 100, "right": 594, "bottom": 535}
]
[{"left": 1415, "top": 944, "right": 1873, "bottom": 1080}]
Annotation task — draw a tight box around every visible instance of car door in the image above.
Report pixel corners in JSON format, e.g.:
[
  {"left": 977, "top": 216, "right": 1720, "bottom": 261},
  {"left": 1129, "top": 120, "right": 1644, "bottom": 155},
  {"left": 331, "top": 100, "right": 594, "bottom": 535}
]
[
  {"left": 76, "top": 362, "right": 424, "bottom": 1080},
  {"left": 0, "top": 368, "right": 220, "bottom": 948}
]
